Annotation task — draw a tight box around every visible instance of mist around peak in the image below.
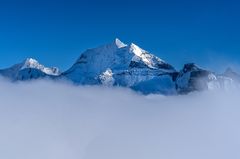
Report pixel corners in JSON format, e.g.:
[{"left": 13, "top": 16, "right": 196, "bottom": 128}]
[{"left": 0, "top": 78, "right": 240, "bottom": 159}]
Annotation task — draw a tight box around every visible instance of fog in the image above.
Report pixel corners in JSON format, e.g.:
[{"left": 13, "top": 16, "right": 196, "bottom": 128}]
[{"left": 0, "top": 78, "right": 240, "bottom": 159}]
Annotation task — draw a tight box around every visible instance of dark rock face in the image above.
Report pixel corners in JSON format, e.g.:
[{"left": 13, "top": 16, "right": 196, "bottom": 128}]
[
  {"left": 129, "top": 60, "right": 148, "bottom": 69},
  {"left": 182, "top": 63, "right": 200, "bottom": 73},
  {"left": 169, "top": 72, "right": 179, "bottom": 82},
  {"left": 176, "top": 63, "right": 215, "bottom": 94},
  {"left": 188, "top": 70, "right": 212, "bottom": 91},
  {"left": 156, "top": 62, "right": 175, "bottom": 70}
]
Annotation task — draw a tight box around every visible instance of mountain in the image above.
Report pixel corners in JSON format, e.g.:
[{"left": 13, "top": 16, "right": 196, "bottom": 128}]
[
  {"left": 62, "top": 38, "right": 176, "bottom": 91},
  {"left": 175, "top": 63, "right": 240, "bottom": 94},
  {"left": 223, "top": 67, "right": 240, "bottom": 82},
  {"left": 175, "top": 63, "right": 219, "bottom": 93},
  {"left": 0, "top": 39, "right": 239, "bottom": 95},
  {"left": 0, "top": 58, "right": 60, "bottom": 81}
]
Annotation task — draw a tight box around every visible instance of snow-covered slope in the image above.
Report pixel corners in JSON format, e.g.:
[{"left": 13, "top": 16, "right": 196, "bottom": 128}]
[
  {"left": 0, "top": 58, "right": 60, "bottom": 81},
  {"left": 63, "top": 38, "right": 176, "bottom": 87}
]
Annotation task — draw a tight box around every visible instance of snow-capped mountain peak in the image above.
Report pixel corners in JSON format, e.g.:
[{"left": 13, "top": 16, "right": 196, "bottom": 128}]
[
  {"left": 129, "top": 43, "right": 143, "bottom": 56},
  {"left": 94, "top": 38, "right": 127, "bottom": 52},
  {"left": 0, "top": 58, "right": 60, "bottom": 81},
  {"left": 128, "top": 43, "right": 174, "bottom": 71},
  {"left": 114, "top": 38, "right": 127, "bottom": 48},
  {"left": 20, "top": 58, "right": 60, "bottom": 76},
  {"left": 21, "top": 58, "right": 41, "bottom": 70},
  {"left": 63, "top": 39, "right": 176, "bottom": 85}
]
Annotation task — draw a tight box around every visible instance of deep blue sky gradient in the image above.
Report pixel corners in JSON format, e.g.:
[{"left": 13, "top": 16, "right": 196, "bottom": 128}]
[{"left": 0, "top": 0, "right": 240, "bottom": 72}]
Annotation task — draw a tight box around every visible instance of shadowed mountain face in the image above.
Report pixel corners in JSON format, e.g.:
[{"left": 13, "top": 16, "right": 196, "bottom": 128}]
[
  {"left": 175, "top": 63, "right": 218, "bottom": 93},
  {"left": 0, "top": 39, "right": 239, "bottom": 95}
]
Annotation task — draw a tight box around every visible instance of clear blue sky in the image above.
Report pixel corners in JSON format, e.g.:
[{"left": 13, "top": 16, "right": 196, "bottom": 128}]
[{"left": 0, "top": 0, "right": 240, "bottom": 72}]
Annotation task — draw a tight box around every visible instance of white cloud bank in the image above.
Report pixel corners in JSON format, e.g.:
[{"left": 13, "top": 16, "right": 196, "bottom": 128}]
[{"left": 0, "top": 78, "right": 240, "bottom": 159}]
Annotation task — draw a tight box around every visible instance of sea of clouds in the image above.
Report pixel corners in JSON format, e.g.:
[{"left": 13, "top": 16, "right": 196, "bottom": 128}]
[{"left": 0, "top": 78, "right": 240, "bottom": 159}]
